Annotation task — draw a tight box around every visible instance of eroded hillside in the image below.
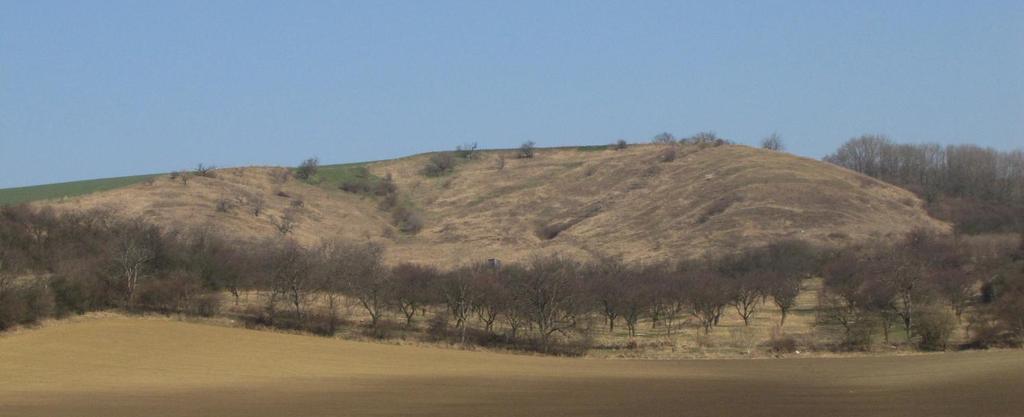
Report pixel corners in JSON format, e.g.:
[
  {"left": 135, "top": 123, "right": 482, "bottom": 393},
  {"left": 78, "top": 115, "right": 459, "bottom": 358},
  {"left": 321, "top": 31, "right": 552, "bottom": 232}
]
[{"left": 40, "top": 144, "right": 948, "bottom": 266}]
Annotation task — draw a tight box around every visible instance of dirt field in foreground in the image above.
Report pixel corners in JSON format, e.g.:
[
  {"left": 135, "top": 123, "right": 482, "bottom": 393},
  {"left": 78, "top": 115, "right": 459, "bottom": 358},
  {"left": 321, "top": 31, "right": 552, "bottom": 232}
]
[{"left": 1, "top": 317, "right": 1022, "bottom": 417}]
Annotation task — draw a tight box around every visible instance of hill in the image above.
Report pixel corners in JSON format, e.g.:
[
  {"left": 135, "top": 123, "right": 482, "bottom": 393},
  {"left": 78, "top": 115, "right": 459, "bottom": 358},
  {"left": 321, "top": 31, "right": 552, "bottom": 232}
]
[
  {"left": 1, "top": 316, "right": 1022, "bottom": 417},
  {"left": 24, "top": 143, "right": 947, "bottom": 266}
]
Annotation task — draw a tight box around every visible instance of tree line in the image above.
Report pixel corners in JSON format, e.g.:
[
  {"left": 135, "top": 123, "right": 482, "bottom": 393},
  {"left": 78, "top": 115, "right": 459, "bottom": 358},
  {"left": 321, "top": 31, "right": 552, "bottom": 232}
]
[
  {"left": 1, "top": 204, "right": 1022, "bottom": 354},
  {"left": 825, "top": 135, "right": 1024, "bottom": 233}
]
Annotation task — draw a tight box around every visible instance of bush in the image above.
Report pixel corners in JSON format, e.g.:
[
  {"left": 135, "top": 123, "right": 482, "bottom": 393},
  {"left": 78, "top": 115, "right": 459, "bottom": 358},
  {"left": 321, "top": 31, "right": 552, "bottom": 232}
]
[
  {"left": 841, "top": 320, "right": 876, "bottom": 351},
  {"left": 421, "top": 153, "right": 457, "bottom": 177},
  {"left": 296, "top": 157, "right": 319, "bottom": 180},
  {"left": 659, "top": 147, "right": 677, "bottom": 162},
  {"left": 0, "top": 282, "right": 54, "bottom": 330},
  {"left": 426, "top": 312, "right": 450, "bottom": 342},
  {"left": 194, "top": 163, "right": 217, "bottom": 178},
  {"left": 689, "top": 131, "right": 720, "bottom": 145},
  {"left": 915, "top": 306, "right": 956, "bottom": 351},
  {"left": 215, "top": 197, "right": 234, "bottom": 213},
  {"left": 518, "top": 141, "right": 536, "bottom": 159},
  {"left": 454, "top": 142, "right": 478, "bottom": 159},
  {"left": 391, "top": 205, "right": 423, "bottom": 234},
  {"left": 49, "top": 274, "right": 105, "bottom": 316},
  {"left": 613, "top": 139, "right": 628, "bottom": 150},
  {"left": 651, "top": 133, "right": 675, "bottom": 144},
  {"left": 189, "top": 293, "right": 222, "bottom": 317},
  {"left": 765, "top": 334, "right": 798, "bottom": 354},
  {"left": 535, "top": 222, "right": 570, "bottom": 240}
]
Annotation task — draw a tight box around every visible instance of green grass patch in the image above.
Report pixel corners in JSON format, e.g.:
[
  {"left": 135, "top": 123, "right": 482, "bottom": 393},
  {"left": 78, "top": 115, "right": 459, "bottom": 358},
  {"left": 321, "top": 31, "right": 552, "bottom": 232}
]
[
  {"left": 0, "top": 174, "right": 161, "bottom": 206},
  {"left": 307, "top": 163, "right": 386, "bottom": 194}
]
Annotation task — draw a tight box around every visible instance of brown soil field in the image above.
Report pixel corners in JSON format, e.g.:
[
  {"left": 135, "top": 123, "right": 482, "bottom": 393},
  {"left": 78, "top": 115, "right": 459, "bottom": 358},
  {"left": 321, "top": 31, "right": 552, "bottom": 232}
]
[
  {"left": 41, "top": 144, "right": 947, "bottom": 267},
  {"left": 2, "top": 317, "right": 1021, "bottom": 417}
]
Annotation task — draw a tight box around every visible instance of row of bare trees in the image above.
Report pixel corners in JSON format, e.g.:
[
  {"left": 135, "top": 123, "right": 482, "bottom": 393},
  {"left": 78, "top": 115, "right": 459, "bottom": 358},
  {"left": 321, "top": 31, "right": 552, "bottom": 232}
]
[
  {"left": 825, "top": 135, "right": 1024, "bottom": 233},
  {"left": 2, "top": 204, "right": 1022, "bottom": 353},
  {"left": 819, "top": 230, "right": 1024, "bottom": 350}
]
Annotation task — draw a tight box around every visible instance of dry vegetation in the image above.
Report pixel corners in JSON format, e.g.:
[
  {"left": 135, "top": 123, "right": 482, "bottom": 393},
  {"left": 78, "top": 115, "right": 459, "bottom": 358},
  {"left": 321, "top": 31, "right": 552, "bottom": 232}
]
[
  {"left": 40, "top": 144, "right": 945, "bottom": 267},
  {"left": 1, "top": 316, "right": 1022, "bottom": 417}
]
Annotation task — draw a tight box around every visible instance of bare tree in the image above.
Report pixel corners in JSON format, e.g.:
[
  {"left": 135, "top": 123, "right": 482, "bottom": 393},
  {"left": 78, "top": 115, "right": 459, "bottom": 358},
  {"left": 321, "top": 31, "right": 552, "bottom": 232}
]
[
  {"left": 762, "top": 240, "right": 818, "bottom": 327},
  {"left": 113, "top": 227, "right": 155, "bottom": 308},
  {"left": 819, "top": 250, "right": 873, "bottom": 338},
  {"left": 584, "top": 256, "right": 627, "bottom": 332},
  {"left": 315, "top": 240, "right": 364, "bottom": 334},
  {"left": 256, "top": 240, "right": 297, "bottom": 324},
  {"left": 512, "top": 255, "right": 582, "bottom": 350},
  {"left": 651, "top": 132, "right": 676, "bottom": 144},
  {"left": 761, "top": 133, "right": 784, "bottom": 151},
  {"left": 471, "top": 265, "right": 506, "bottom": 332},
  {"left": 681, "top": 263, "right": 728, "bottom": 334},
  {"left": 935, "top": 267, "right": 976, "bottom": 324},
  {"left": 717, "top": 252, "right": 762, "bottom": 326},
  {"left": 390, "top": 263, "right": 439, "bottom": 327},
  {"left": 455, "top": 142, "right": 478, "bottom": 159},
  {"left": 194, "top": 163, "right": 216, "bottom": 178},
  {"left": 339, "top": 242, "right": 389, "bottom": 328}
]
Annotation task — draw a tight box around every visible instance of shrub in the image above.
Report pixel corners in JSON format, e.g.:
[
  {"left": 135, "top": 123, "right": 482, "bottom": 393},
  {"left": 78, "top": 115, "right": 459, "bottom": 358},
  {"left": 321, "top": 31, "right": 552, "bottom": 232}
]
[
  {"left": 189, "top": 293, "right": 222, "bottom": 317},
  {"left": 172, "top": 171, "right": 191, "bottom": 185},
  {"left": 297, "top": 158, "right": 319, "bottom": 179},
  {"left": 426, "top": 312, "right": 450, "bottom": 342},
  {"left": 49, "top": 275, "right": 93, "bottom": 316},
  {"left": 689, "top": 131, "right": 720, "bottom": 145},
  {"left": 421, "top": 153, "right": 457, "bottom": 177},
  {"left": 765, "top": 331, "right": 799, "bottom": 353},
  {"left": 613, "top": 139, "right": 628, "bottom": 150},
  {"left": 659, "top": 147, "right": 677, "bottom": 163},
  {"left": 215, "top": 197, "right": 234, "bottom": 213},
  {"left": 454, "top": 142, "right": 478, "bottom": 159},
  {"left": 391, "top": 205, "right": 423, "bottom": 234},
  {"left": 518, "top": 141, "right": 536, "bottom": 159},
  {"left": 651, "top": 132, "right": 675, "bottom": 144},
  {"left": 0, "top": 282, "right": 54, "bottom": 330},
  {"left": 915, "top": 306, "right": 956, "bottom": 351},
  {"left": 841, "top": 320, "right": 877, "bottom": 351},
  {"left": 296, "top": 157, "right": 319, "bottom": 180},
  {"left": 535, "top": 221, "right": 570, "bottom": 240},
  {"left": 194, "top": 163, "right": 216, "bottom": 178}
]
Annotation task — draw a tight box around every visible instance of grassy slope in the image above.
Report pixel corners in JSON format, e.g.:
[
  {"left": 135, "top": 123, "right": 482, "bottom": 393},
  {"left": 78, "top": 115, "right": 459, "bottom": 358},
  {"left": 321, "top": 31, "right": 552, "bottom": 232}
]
[
  {"left": 1, "top": 316, "right": 1022, "bottom": 417},
  {"left": 0, "top": 174, "right": 160, "bottom": 205},
  {"left": 19, "top": 144, "right": 948, "bottom": 266}
]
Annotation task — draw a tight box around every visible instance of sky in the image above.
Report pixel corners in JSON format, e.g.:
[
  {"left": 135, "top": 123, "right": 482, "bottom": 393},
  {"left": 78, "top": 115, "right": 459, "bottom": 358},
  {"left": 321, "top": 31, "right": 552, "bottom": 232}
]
[{"left": 1, "top": 1, "right": 1022, "bottom": 188}]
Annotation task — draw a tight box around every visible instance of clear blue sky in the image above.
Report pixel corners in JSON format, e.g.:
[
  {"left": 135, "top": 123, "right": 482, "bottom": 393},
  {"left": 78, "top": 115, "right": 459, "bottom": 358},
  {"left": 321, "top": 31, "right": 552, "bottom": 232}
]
[{"left": 2, "top": 1, "right": 1022, "bottom": 188}]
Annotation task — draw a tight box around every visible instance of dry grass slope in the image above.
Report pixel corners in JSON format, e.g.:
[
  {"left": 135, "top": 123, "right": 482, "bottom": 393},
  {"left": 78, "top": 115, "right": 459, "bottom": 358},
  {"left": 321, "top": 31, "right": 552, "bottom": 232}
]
[
  {"left": 40, "top": 144, "right": 947, "bottom": 266},
  {"left": 1, "top": 317, "right": 1021, "bottom": 417}
]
